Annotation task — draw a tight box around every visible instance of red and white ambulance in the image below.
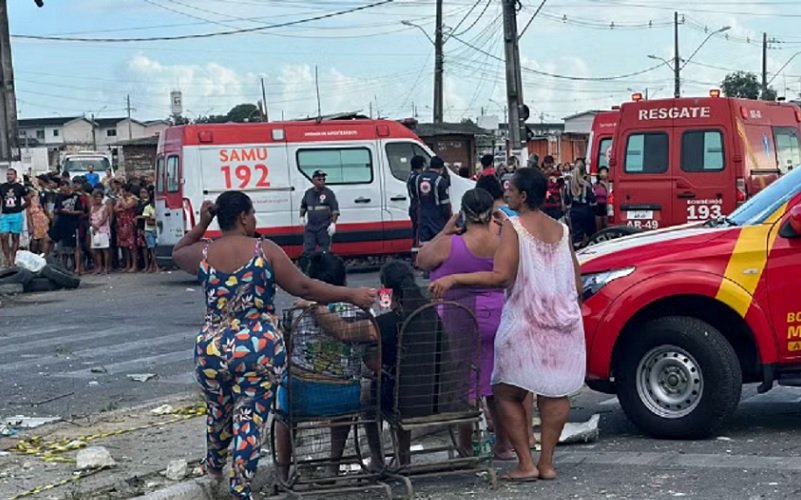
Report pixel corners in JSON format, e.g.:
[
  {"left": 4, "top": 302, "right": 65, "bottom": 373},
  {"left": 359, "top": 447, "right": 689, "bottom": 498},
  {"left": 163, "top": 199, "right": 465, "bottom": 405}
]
[
  {"left": 153, "top": 118, "right": 473, "bottom": 265},
  {"left": 592, "top": 93, "right": 801, "bottom": 243}
]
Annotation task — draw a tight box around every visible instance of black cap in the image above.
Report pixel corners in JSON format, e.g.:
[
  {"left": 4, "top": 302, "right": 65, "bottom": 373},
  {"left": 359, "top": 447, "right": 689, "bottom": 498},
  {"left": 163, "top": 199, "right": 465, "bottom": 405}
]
[
  {"left": 312, "top": 170, "right": 327, "bottom": 178},
  {"left": 410, "top": 155, "right": 426, "bottom": 170},
  {"left": 430, "top": 156, "right": 445, "bottom": 170},
  {"left": 480, "top": 154, "right": 494, "bottom": 167}
]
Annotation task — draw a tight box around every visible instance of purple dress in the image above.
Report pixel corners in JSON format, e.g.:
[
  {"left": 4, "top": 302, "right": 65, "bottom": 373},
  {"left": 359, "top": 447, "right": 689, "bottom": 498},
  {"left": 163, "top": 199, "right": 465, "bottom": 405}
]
[{"left": 430, "top": 235, "right": 504, "bottom": 398}]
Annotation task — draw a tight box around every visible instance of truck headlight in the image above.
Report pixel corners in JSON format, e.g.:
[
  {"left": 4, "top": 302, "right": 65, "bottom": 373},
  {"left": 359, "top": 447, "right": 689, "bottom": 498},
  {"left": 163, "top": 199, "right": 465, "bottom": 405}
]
[{"left": 581, "top": 267, "right": 635, "bottom": 301}]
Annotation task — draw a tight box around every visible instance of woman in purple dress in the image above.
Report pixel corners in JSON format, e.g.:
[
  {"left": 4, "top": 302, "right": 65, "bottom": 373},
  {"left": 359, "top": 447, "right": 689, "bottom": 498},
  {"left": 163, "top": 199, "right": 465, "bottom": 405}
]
[{"left": 416, "top": 188, "right": 513, "bottom": 460}]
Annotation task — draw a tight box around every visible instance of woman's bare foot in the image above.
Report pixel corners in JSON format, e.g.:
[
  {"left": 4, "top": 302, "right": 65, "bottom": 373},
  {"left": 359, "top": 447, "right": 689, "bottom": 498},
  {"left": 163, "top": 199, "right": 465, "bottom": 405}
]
[
  {"left": 493, "top": 448, "right": 516, "bottom": 461},
  {"left": 501, "top": 465, "right": 539, "bottom": 482},
  {"left": 537, "top": 463, "right": 557, "bottom": 480}
]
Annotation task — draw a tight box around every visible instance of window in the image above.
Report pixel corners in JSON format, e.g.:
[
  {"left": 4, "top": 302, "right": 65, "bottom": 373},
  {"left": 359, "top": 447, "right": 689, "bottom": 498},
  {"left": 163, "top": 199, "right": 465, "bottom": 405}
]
[
  {"left": 36, "top": 130, "right": 45, "bottom": 140},
  {"left": 681, "top": 130, "right": 724, "bottom": 172},
  {"left": 385, "top": 142, "right": 432, "bottom": 181},
  {"left": 53, "top": 129, "right": 59, "bottom": 137},
  {"left": 20, "top": 130, "right": 26, "bottom": 137},
  {"left": 624, "top": 132, "right": 669, "bottom": 173},
  {"left": 166, "top": 155, "right": 180, "bottom": 193},
  {"left": 297, "top": 148, "right": 372, "bottom": 184},
  {"left": 596, "top": 138, "right": 612, "bottom": 171},
  {"left": 155, "top": 156, "right": 165, "bottom": 193},
  {"left": 106, "top": 129, "right": 117, "bottom": 137},
  {"left": 774, "top": 127, "right": 801, "bottom": 175}
]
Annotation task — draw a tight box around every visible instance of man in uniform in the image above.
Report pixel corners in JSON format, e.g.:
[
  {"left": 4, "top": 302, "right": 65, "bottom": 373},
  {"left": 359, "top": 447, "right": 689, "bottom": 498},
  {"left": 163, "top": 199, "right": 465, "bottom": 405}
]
[
  {"left": 300, "top": 170, "right": 339, "bottom": 255},
  {"left": 415, "top": 156, "right": 451, "bottom": 245},
  {"left": 407, "top": 155, "right": 425, "bottom": 251}
]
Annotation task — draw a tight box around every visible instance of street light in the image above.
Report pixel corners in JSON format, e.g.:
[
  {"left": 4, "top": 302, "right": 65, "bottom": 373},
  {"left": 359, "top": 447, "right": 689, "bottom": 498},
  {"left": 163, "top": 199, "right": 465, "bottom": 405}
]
[
  {"left": 488, "top": 98, "right": 507, "bottom": 122},
  {"left": 401, "top": 20, "right": 434, "bottom": 46},
  {"left": 648, "top": 25, "right": 729, "bottom": 98},
  {"left": 767, "top": 50, "right": 801, "bottom": 86}
]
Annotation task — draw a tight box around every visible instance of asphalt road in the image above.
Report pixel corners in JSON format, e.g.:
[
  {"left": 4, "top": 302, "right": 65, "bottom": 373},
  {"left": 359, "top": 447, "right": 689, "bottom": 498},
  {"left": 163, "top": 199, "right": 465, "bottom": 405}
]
[{"left": 2, "top": 272, "right": 801, "bottom": 499}]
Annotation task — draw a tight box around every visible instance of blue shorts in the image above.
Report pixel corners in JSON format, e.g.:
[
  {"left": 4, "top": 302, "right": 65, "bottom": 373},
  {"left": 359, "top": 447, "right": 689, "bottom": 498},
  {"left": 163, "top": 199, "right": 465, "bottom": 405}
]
[
  {"left": 144, "top": 230, "right": 157, "bottom": 249},
  {"left": 0, "top": 213, "right": 24, "bottom": 235},
  {"left": 277, "top": 374, "right": 361, "bottom": 417}
]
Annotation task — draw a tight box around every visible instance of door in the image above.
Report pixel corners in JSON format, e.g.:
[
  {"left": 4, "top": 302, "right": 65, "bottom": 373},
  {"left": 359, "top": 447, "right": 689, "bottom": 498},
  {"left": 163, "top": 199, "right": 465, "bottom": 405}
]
[
  {"left": 617, "top": 130, "right": 671, "bottom": 231},
  {"left": 157, "top": 154, "right": 185, "bottom": 249},
  {"left": 196, "top": 144, "right": 292, "bottom": 237},
  {"left": 672, "top": 128, "right": 731, "bottom": 225},
  {"left": 765, "top": 201, "right": 801, "bottom": 360},
  {"left": 382, "top": 140, "right": 432, "bottom": 253},
  {"left": 289, "top": 143, "right": 384, "bottom": 256},
  {"left": 773, "top": 126, "right": 801, "bottom": 175}
]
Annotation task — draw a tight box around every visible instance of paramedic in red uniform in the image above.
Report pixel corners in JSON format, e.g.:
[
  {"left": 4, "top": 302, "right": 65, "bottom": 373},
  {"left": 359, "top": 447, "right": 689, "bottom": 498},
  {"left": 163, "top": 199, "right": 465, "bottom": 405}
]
[
  {"left": 300, "top": 170, "right": 339, "bottom": 255},
  {"left": 415, "top": 156, "right": 451, "bottom": 245}
]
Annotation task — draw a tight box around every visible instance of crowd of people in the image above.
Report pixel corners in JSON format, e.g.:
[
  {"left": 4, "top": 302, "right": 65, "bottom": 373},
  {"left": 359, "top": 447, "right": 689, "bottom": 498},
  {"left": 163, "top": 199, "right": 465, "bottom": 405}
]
[{"left": 0, "top": 166, "right": 159, "bottom": 274}]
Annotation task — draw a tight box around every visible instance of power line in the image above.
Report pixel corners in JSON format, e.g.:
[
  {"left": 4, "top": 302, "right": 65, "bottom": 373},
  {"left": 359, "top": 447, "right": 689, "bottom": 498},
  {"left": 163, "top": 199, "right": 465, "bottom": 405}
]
[
  {"left": 519, "top": 0, "right": 547, "bottom": 38},
  {"left": 448, "top": 31, "right": 663, "bottom": 81},
  {"left": 453, "top": 0, "right": 493, "bottom": 36},
  {"left": 12, "top": 0, "right": 396, "bottom": 42}
]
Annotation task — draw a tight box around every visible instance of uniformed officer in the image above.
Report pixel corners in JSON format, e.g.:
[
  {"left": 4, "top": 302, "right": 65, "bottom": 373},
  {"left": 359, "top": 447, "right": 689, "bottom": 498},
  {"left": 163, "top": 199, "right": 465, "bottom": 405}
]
[
  {"left": 407, "top": 155, "right": 426, "bottom": 250},
  {"left": 300, "top": 170, "right": 339, "bottom": 255},
  {"left": 415, "top": 156, "right": 451, "bottom": 245}
]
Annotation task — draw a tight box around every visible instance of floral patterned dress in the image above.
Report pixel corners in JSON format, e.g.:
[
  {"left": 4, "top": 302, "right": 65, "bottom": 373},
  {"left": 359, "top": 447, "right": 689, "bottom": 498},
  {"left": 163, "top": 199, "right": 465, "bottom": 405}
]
[{"left": 194, "top": 238, "right": 285, "bottom": 500}]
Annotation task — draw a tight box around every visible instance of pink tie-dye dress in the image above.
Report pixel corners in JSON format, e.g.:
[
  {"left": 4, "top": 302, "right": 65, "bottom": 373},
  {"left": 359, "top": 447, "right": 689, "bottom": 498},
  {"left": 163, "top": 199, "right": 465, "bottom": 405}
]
[{"left": 490, "top": 217, "right": 586, "bottom": 397}]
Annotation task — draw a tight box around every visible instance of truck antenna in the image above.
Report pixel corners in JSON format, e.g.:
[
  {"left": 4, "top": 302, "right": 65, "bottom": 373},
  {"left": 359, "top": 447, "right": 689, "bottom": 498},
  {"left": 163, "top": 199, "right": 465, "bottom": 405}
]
[{"left": 315, "top": 65, "right": 322, "bottom": 123}]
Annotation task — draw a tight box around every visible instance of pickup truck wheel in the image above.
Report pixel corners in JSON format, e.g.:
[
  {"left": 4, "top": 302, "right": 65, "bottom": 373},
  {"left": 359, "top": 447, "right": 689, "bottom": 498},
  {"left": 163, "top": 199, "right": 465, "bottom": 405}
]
[
  {"left": 588, "top": 226, "right": 640, "bottom": 245},
  {"left": 616, "top": 316, "right": 741, "bottom": 439}
]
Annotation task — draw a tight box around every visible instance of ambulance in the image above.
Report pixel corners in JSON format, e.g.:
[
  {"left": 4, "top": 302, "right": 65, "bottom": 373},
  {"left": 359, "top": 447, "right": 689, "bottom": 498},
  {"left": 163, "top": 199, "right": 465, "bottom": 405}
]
[
  {"left": 602, "top": 93, "right": 801, "bottom": 237},
  {"left": 153, "top": 118, "right": 473, "bottom": 265},
  {"left": 579, "top": 165, "right": 801, "bottom": 439}
]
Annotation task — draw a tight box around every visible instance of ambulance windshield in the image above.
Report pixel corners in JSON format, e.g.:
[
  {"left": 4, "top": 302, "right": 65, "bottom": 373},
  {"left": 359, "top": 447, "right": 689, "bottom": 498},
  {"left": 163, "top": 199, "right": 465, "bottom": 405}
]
[{"left": 728, "top": 167, "right": 801, "bottom": 226}]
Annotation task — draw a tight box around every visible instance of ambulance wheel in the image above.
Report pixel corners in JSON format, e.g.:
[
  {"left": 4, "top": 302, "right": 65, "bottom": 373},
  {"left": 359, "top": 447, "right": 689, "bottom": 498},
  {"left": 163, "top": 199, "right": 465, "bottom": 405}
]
[
  {"left": 616, "top": 316, "right": 741, "bottom": 439},
  {"left": 588, "top": 226, "right": 639, "bottom": 245}
]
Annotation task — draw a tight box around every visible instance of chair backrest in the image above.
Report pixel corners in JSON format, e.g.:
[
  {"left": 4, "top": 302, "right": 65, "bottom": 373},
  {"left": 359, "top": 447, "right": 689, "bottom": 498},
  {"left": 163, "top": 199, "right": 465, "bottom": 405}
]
[{"left": 394, "top": 300, "right": 480, "bottom": 420}]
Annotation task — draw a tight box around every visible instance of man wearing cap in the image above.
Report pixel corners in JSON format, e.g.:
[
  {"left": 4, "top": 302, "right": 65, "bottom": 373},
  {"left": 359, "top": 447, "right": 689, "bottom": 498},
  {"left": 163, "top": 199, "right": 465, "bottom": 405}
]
[
  {"left": 414, "top": 156, "right": 451, "bottom": 245},
  {"left": 299, "top": 170, "right": 339, "bottom": 255}
]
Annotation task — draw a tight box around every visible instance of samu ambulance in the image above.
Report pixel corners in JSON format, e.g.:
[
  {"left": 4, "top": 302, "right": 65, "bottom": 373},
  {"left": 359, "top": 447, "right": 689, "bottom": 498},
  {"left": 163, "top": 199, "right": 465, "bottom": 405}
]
[
  {"left": 579, "top": 165, "right": 801, "bottom": 440},
  {"left": 153, "top": 118, "right": 472, "bottom": 266},
  {"left": 601, "top": 93, "right": 801, "bottom": 236}
]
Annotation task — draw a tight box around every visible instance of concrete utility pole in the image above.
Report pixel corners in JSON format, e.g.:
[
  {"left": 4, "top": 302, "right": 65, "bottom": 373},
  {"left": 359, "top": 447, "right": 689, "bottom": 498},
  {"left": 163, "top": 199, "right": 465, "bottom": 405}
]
[
  {"left": 762, "top": 32, "right": 768, "bottom": 100},
  {"left": 0, "top": 0, "right": 19, "bottom": 162},
  {"left": 260, "top": 77, "right": 269, "bottom": 122},
  {"left": 673, "top": 11, "right": 681, "bottom": 98},
  {"left": 502, "top": 0, "right": 527, "bottom": 162},
  {"left": 433, "top": 0, "right": 444, "bottom": 123},
  {"left": 125, "top": 94, "right": 135, "bottom": 140}
]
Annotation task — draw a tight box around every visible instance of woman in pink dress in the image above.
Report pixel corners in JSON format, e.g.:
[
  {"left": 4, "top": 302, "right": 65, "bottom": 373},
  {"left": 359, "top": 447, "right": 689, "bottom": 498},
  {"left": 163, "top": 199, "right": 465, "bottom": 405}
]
[
  {"left": 416, "top": 188, "right": 513, "bottom": 460},
  {"left": 430, "top": 167, "right": 585, "bottom": 482}
]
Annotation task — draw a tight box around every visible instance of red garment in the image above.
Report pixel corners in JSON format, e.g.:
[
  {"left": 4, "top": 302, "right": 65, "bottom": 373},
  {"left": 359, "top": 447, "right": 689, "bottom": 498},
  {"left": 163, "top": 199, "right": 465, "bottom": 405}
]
[
  {"left": 116, "top": 208, "right": 137, "bottom": 250},
  {"left": 480, "top": 167, "right": 496, "bottom": 177}
]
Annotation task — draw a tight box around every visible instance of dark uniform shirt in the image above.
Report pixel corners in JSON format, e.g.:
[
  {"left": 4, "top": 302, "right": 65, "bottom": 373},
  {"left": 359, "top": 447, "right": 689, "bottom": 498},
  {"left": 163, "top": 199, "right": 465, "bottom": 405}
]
[
  {"left": 301, "top": 187, "right": 339, "bottom": 229},
  {"left": 414, "top": 170, "right": 450, "bottom": 242}
]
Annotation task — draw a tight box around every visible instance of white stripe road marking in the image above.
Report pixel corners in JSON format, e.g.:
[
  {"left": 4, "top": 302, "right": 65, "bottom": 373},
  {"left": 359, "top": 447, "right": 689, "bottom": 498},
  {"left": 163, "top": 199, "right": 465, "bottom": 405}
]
[
  {"left": 599, "top": 397, "right": 620, "bottom": 406},
  {"left": 55, "top": 349, "right": 194, "bottom": 379},
  {"left": 557, "top": 450, "right": 801, "bottom": 471},
  {"left": 0, "top": 326, "right": 137, "bottom": 357},
  {"left": 0, "top": 330, "right": 195, "bottom": 374},
  {"left": 0, "top": 324, "right": 84, "bottom": 340}
]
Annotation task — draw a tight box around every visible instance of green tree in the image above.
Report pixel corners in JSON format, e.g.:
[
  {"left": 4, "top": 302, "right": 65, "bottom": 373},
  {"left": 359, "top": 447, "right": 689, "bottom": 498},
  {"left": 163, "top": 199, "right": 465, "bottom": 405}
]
[
  {"left": 721, "top": 71, "right": 760, "bottom": 99},
  {"left": 721, "top": 71, "right": 777, "bottom": 100},
  {"left": 226, "top": 103, "right": 260, "bottom": 122}
]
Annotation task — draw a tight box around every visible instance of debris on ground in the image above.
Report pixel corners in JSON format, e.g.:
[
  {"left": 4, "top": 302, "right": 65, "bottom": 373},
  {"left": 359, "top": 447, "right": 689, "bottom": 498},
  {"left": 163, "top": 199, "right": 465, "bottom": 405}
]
[
  {"left": 165, "top": 459, "right": 188, "bottom": 481},
  {"left": 76, "top": 446, "right": 116, "bottom": 470},
  {"left": 2, "top": 415, "right": 61, "bottom": 431},
  {"left": 559, "top": 413, "right": 600, "bottom": 444},
  {"left": 127, "top": 373, "right": 157, "bottom": 382},
  {"left": 151, "top": 404, "right": 175, "bottom": 415}
]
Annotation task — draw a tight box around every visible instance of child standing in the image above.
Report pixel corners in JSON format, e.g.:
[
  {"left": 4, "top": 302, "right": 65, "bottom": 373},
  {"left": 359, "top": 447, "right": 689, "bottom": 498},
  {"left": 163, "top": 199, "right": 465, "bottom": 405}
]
[{"left": 140, "top": 188, "right": 158, "bottom": 273}]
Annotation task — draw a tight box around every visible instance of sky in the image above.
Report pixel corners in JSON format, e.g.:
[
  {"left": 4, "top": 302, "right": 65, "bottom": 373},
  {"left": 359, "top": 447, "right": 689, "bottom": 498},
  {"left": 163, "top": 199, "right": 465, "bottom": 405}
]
[{"left": 10, "top": 0, "right": 801, "bottom": 125}]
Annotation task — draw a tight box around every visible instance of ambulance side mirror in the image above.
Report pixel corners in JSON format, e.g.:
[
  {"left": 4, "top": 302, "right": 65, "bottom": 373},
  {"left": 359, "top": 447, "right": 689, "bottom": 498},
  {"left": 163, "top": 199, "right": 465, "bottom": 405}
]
[{"left": 780, "top": 205, "right": 801, "bottom": 239}]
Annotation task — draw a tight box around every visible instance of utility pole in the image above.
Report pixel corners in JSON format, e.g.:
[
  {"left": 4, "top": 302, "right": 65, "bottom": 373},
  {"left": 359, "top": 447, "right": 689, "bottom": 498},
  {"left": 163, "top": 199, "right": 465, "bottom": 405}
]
[
  {"left": 673, "top": 11, "right": 681, "bottom": 98},
  {"left": 0, "top": 0, "right": 19, "bottom": 162},
  {"left": 91, "top": 113, "right": 97, "bottom": 151},
  {"left": 761, "top": 32, "right": 768, "bottom": 100},
  {"left": 502, "top": 0, "right": 526, "bottom": 163},
  {"left": 125, "top": 94, "right": 135, "bottom": 140},
  {"left": 433, "top": 0, "right": 444, "bottom": 123},
  {"left": 260, "top": 77, "right": 269, "bottom": 122}
]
